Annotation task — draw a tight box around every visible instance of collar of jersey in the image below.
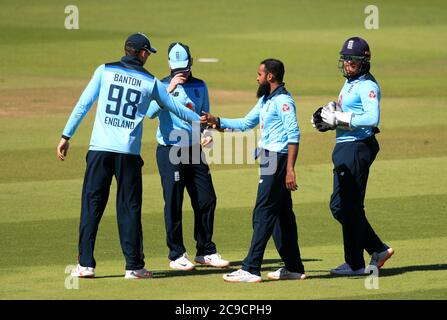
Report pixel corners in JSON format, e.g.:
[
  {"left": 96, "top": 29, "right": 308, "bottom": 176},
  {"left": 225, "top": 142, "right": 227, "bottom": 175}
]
[
  {"left": 120, "top": 55, "right": 144, "bottom": 67},
  {"left": 263, "top": 83, "right": 287, "bottom": 102},
  {"left": 347, "top": 72, "right": 369, "bottom": 83}
]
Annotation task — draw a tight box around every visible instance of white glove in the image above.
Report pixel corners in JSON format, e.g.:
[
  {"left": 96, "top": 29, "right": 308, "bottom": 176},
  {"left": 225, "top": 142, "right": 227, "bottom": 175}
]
[
  {"left": 201, "top": 129, "right": 214, "bottom": 148},
  {"left": 323, "top": 101, "right": 337, "bottom": 113},
  {"left": 320, "top": 101, "right": 342, "bottom": 128},
  {"left": 334, "top": 111, "right": 352, "bottom": 129},
  {"left": 321, "top": 108, "right": 337, "bottom": 127},
  {"left": 321, "top": 108, "right": 352, "bottom": 130}
]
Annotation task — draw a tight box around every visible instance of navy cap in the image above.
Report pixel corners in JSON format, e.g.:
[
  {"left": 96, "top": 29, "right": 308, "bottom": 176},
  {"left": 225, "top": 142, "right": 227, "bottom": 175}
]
[
  {"left": 168, "top": 42, "right": 192, "bottom": 72},
  {"left": 340, "top": 37, "right": 370, "bottom": 57},
  {"left": 125, "top": 33, "right": 157, "bottom": 53}
]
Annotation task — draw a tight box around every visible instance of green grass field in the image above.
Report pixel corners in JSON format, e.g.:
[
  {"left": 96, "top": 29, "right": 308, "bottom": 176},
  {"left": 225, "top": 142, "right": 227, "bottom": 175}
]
[{"left": 0, "top": 0, "right": 446, "bottom": 300}]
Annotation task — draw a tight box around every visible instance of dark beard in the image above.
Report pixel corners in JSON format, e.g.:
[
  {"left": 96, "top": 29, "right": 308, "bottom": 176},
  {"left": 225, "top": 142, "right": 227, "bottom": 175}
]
[{"left": 256, "top": 82, "right": 271, "bottom": 98}]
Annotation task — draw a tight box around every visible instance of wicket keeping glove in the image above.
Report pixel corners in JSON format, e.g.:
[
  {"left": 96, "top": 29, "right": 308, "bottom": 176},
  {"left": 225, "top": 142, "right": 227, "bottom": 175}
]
[
  {"left": 311, "top": 101, "right": 341, "bottom": 132},
  {"left": 311, "top": 107, "right": 335, "bottom": 132},
  {"left": 321, "top": 101, "right": 352, "bottom": 130}
]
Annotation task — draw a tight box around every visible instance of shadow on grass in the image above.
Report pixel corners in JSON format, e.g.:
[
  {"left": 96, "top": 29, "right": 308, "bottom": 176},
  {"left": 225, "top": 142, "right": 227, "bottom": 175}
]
[
  {"left": 93, "top": 275, "right": 125, "bottom": 279},
  {"left": 92, "top": 258, "right": 324, "bottom": 279},
  {"left": 151, "top": 258, "right": 322, "bottom": 279},
  {"left": 378, "top": 263, "right": 447, "bottom": 278},
  {"left": 305, "top": 263, "right": 447, "bottom": 280}
]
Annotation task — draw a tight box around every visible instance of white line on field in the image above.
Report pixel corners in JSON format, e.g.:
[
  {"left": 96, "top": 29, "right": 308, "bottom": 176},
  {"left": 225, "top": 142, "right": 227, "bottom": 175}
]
[{"left": 197, "top": 58, "right": 219, "bottom": 63}]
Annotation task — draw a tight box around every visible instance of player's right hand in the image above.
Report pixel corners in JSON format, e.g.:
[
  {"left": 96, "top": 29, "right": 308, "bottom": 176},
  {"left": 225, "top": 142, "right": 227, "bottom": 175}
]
[
  {"left": 167, "top": 73, "right": 187, "bottom": 93},
  {"left": 285, "top": 169, "right": 298, "bottom": 191},
  {"left": 321, "top": 108, "right": 337, "bottom": 127},
  {"left": 200, "top": 112, "right": 219, "bottom": 129},
  {"left": 201, "top": 129, "right": 214, "bottom": 148},
  {"left": 57, "top": 137, "right": 69, "bottom": 161}
]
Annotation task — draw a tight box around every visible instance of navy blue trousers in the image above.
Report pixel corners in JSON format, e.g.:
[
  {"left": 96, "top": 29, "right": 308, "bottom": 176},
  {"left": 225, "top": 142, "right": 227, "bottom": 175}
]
[
  {"left": 156, "top": 145, "right": 217, "bottom": 261},
  {"left": 78, "top": 151, "right": 145, "bottom": 270},
  {"left": 242, "top": 151, "right": 304, "bottom": 276},
  {"left": 330, "top": 136, "right": 386, "bottom": 270}
]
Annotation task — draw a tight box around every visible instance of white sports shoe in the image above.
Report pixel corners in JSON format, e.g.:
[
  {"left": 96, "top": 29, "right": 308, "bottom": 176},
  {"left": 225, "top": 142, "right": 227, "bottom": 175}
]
[
  {"left": 124, "top": 268, "right": 153, "bottom": 279},
  {"left": 331, "top": 263, "right": 366, "bottom": 276},
  {"left": 70, "top": 264, "right": 95, "bottom": 278},
  {"left": 195, "top": 253, "right": 230, "bottom": 268},
  {"left": 369, "top": 246, "right": 394, "bottom": 268},
  {"left": 169, "top": 253, "right": 195, "bottom": 271},
  {"left": 223, "top": 269, "right": 262, "bottom": 283},
  {"left": 267, "top": 268, "right": 306, "bottom": 280}
]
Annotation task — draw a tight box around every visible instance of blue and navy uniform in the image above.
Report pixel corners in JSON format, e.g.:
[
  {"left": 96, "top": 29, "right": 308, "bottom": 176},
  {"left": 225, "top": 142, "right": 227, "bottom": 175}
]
[
  {"left": 147, "top": 75, "right": 217, "bottom": 260},
  {"left": 220, "top": 84, "right": 304, "bottom": 275},
  {"left": 62, "top": 56, "right": 200, "bottom": 270},
  {"left": 220, "top": 85, "right": 299, "bottom": 153},
  {"left": 147, "top": 75, "right": 209, "bottom": 147},
  {"left": 330, "top": 72, "right": 387, "bottom": 270},
  {"left": 335, "top": 72, "right": 380, "bottom": 143},
  {"left": 63, "top": 59, "right": 200, "bottom": 153}
]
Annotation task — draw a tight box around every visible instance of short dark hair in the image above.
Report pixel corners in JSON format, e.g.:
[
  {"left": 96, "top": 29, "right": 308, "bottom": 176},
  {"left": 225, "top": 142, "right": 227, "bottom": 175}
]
[
  {"left": 125, "top": 46, "right": 139, "bottom": 57},
  {"left": 261, "top": 58, "right": 285, "bottom": 83}
]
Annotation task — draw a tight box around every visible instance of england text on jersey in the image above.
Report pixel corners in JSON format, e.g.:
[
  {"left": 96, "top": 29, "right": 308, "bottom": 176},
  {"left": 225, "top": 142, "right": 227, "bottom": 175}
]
[{"left": 104, "top": 116, "right": 135, "bottom": 129}]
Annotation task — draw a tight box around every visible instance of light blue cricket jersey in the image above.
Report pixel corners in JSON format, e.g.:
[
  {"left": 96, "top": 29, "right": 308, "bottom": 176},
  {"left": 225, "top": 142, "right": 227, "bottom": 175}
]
[
  {"left": 336, "top": 72, "right": 380, "bottom": 143},
  {"left": 62, "top": 56, "right": 200, "bottom": 155},
  {"left": 147, "top": 75, "right": 209, "bottom": 147},
  {"left": 219, "top": 84, "right": 300, "bottom": 154}
]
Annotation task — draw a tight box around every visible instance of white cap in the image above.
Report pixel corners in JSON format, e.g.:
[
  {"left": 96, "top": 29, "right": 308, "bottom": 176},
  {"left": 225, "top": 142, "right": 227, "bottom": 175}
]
[{"left": 168, "top": 42, "right": 192, "bottom": 71}]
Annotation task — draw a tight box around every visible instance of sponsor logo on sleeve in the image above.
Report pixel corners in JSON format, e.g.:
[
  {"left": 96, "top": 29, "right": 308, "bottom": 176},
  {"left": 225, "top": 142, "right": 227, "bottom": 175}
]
[
  {"left": 369, "top": 90, "right": 377, "bottom": 99},
  {"left": 282, "top": 104, "right": 290, "bottom": 112}
]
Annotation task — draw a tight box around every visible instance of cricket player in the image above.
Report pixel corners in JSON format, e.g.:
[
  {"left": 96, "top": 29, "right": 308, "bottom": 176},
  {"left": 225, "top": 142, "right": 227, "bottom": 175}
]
[
  {"left": 317, "top": 36, "right": 394, "bottom": 275},
  {"left": 147, "top": 42, "right": 229, "bottom": 270},
  {"left": 56, "top": 33, "right": 201, "bottom": 279},
  {"left": 201, "top": 59, "right": 306, "bottom": 282}
]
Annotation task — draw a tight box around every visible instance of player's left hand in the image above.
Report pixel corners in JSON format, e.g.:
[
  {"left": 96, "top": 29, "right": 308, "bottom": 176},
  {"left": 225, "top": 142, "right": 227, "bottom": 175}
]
[
  {"left": 57, "top": 137, "right": 69, "bottom": 161},
  {"left": 285, "top": 169, "right": 298, "bottom": 191}
]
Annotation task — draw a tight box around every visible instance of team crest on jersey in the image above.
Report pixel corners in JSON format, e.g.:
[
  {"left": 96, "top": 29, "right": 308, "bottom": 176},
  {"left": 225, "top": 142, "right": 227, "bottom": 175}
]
[
  {"left": 369, "top": 90, "right": 377, "bottom": 99},
  {"left": 282, "top": 104, "right": 290, "bottom": 112}
]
